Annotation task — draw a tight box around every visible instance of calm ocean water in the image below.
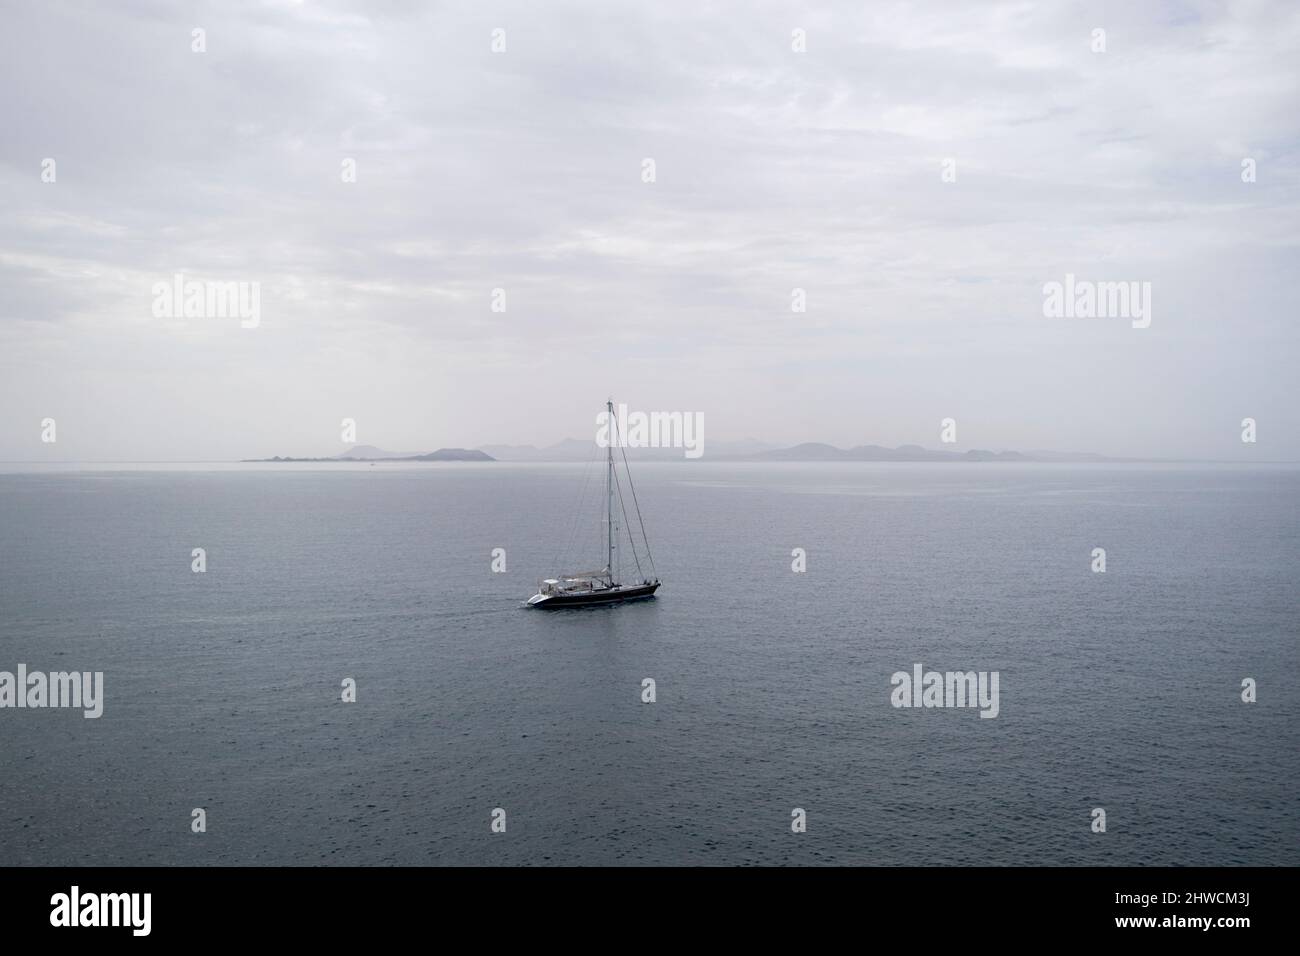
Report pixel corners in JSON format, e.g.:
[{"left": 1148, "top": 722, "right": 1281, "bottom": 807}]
[{"left": 0, "top": 462, "right": 1296, "bottom": 866}]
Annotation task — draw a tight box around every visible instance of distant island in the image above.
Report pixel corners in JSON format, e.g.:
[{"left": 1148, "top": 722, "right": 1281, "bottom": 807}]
[
  {"left": 245, "top": 446, "right": 493, "bottom": 463},
  {"left": 245, "top": 441, "right": 1134, "bottom": 464}
]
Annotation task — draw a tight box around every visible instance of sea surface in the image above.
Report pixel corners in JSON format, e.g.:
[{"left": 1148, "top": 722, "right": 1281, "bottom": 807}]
[{"left": 0, "top": 461, "right": 1296, "bottom": 866}]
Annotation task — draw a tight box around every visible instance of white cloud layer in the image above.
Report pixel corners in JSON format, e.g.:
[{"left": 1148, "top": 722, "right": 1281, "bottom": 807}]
[{"left": 1, "top": 0, "right": 1297, "bottom": 459}]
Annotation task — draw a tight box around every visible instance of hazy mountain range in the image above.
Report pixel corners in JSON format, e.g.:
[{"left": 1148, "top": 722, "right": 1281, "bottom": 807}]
[
  {"left": 481, "top": 440, "right": 1133, "bottom": 462},
  {"left": 478, "top": 438, "right": 777, "bottom": 461},
  {"left": 247, "top": 441, "right": 1136, "bottom": 463}
]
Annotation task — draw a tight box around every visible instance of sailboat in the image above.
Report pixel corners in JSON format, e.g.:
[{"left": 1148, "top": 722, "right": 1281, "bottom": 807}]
[{"left": 527, "top": 400, "right": 661, "bottom": 608}]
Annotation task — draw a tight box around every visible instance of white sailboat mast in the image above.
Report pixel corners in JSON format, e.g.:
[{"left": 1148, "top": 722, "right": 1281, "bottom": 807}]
[{"left": 606, "top": 398, "right": 615, "bottom": 583}]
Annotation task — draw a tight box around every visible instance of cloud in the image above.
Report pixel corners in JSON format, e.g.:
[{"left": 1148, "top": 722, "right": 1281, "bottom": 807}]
[{"left": 1, "top": 0, "right": 1297, "bottom": 458}]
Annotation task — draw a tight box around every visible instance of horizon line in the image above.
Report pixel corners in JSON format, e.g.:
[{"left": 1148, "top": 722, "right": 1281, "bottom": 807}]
[{"left": 3, "top": 458, "right": 1298, "bottom": 466}]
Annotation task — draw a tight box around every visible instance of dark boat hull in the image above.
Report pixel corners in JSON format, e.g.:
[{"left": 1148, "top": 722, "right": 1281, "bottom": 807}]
[{"left": 529, "top": 582, "right": 659, "bottom": 608}]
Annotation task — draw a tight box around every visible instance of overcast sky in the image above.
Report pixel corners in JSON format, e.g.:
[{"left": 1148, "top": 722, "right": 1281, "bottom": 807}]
[{"left": 1, "top": 0, "right": 1297, "bottom": 460}]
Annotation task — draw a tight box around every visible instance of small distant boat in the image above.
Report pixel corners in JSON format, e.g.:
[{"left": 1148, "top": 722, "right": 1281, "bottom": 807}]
[{"left": 528, "top": 400, "right": 660, "bottom": 608}]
